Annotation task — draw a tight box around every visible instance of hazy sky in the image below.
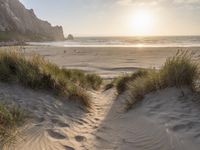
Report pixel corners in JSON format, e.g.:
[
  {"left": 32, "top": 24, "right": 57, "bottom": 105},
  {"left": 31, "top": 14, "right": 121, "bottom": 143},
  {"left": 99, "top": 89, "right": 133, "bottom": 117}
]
[{"left": 20, "top": 0, "right": 200, "bottom": 36}]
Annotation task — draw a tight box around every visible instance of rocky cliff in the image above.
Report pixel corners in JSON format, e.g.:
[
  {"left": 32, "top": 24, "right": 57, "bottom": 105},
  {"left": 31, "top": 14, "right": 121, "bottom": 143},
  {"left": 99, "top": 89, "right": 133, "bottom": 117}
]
[{"left": 0, "top": 0, "right": 65, "bottom": 41}]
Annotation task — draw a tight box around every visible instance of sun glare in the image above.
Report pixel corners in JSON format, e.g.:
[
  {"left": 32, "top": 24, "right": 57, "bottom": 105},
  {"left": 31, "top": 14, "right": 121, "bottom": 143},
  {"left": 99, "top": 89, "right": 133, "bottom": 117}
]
[{"left": 131, "top": 10, "right": 154, "bottom": 36}]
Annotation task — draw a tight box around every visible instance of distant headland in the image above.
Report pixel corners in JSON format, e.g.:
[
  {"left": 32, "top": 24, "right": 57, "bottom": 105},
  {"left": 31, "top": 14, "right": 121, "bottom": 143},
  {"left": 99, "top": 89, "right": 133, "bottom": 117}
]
[{"left": 0, "top": 0, "right": 65, "bottom": 42}]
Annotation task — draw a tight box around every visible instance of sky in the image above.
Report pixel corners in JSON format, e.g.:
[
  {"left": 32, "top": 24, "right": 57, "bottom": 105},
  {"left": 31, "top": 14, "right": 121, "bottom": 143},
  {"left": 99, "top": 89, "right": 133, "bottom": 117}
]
[{"left": 20, "top": 0, "right": 200, "bottom": 36}]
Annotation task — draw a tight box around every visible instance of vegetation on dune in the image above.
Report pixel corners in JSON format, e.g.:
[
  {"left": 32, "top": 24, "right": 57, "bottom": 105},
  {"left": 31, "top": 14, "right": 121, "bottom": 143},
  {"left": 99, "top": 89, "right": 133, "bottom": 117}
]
[
  {"left": 126, "top": 70, "right": 161, "bottom": 109},
  {"left": 104, "top": 69, "right": 148, "bottom": 93},
  {"left": 0, "top": 103, "right": 26, "bottom": 147},
  {"left": 104, "top": 77, "right": 122, "bottom": 91},
  {"left": 159, "top": 50, "right": 199, "bottom": 88},
  {"left": 0, "top": 50, "right": 102, "bottom": 108},
  {"left": 0, "top": 50, "right": 102, "bottom": 146},
  {"left": 60, "top": 69, "right": 102, "bottom": 90},
  {"left": 116, "top": 69, "right": 148, "bottom": 94},
  {"left": 108, "top": 50, "right": 199, "bottom": 110}
]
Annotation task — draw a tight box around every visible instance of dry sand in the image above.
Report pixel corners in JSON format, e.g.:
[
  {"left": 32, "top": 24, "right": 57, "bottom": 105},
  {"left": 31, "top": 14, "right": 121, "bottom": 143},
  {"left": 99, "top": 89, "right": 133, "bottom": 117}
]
[
  {"left": 0, "top": 46, "right": 200, "bottom": 150},
  {"left": 22, "top": 46, "right": 200, "bottom": 79}
]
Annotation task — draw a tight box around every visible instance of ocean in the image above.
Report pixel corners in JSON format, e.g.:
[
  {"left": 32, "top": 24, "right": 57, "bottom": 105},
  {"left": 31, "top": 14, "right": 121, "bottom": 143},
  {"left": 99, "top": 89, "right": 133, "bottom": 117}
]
[{"left": 30, "top": 36, "right": 200, "bottom": 47}]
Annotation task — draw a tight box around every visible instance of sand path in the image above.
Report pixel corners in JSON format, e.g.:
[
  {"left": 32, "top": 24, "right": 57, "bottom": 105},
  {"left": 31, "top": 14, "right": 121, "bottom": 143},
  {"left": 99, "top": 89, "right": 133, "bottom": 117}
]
[{"left": 1, "top": 83, "right": 114, "bottom": 150}]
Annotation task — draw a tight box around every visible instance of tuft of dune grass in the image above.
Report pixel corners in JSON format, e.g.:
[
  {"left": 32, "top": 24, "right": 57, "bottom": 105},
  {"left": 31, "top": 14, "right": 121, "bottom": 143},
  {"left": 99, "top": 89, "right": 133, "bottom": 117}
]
[
  {"left": 104, "top": 77, "right": 122, "bottom": 91},
  {"left": 0, "top": 50, "right": 102, "bottom": 108},
  {"left": 116, "top": 69, "right": 148, "bottom": 94},
  {"left": 127, "top": 70, "right": 161, "bottom": 107},
  {"left": 115, "top": 50, "right": 199, "bottom": 110},
  {"left": 0, "top": 103, "right": 26, "bottom": 147},
  {"left": 104, "top": 69, "right": 148, "bottom": 92},
  {"left": 159, "top": 50, "right": 199, "bottom": 88}
]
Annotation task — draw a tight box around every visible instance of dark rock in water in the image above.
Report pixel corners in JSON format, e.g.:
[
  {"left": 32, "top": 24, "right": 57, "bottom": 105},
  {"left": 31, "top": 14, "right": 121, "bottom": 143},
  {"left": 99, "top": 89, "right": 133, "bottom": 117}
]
[
  {"left": 0, "top": 0, "right": 64, "bottom": 41},
  {"left": 67, "top": 34, "right": 74, "bottom": 40}
]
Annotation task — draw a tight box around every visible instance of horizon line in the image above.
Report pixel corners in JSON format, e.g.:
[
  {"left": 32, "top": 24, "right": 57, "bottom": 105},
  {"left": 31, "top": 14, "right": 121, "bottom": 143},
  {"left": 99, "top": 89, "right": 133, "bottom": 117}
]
[{"left": 65, "top": 34, "right": 200, "bottom": 38}]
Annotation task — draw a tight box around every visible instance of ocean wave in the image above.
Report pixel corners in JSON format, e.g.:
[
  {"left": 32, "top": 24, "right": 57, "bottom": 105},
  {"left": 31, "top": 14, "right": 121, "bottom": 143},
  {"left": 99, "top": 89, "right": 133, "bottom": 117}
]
[{"left": 29, "top": 36, "right": 200, "bottom": 48}]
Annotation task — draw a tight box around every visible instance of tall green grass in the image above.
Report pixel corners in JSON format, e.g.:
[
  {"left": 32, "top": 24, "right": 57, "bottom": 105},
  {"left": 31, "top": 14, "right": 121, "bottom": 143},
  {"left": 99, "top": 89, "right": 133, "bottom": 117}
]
[
  {"left": 0, "top": 103, "right": 26, "bottom": 147},
  {"left": 0, "top": 50, "right": 102, "bottom": 108},
  {"left": 116, "top": 50, "right": 199, "bottom": 110}
]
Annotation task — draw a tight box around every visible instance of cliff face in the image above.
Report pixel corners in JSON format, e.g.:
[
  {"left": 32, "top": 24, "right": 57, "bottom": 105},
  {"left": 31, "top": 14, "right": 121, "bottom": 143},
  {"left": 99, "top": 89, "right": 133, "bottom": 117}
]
[{"left": 0, "top": 0, "right": 64, "bottom": 41}]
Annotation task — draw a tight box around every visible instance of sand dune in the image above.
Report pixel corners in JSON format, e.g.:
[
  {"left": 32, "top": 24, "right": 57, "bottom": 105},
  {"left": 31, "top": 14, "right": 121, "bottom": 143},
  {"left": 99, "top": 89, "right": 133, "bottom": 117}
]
[
  {"left": 0, "top": 82, "right": 113, "bottom": 150},
  {"left": 93, "top": 88, "right": 200, "bottom": 150},
  {"left": 0, "top": 81, "right": 199, "bottom": 150},
  {"left": 0, "top": 46, "right": 200, "bottom": 149}
]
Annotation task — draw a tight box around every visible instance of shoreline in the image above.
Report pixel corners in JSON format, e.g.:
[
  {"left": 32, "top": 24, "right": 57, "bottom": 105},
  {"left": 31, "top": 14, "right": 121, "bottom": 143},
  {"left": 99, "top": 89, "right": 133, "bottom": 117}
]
[
  {"left": 28, "top": 42, "right": 200, "bottom": 48},
  {"left": 26, "top": 44, "right": 200, "bottom": 50}
]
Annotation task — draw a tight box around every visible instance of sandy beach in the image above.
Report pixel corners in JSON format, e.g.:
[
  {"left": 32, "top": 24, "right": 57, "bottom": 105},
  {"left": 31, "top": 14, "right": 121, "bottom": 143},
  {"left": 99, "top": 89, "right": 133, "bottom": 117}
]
[
  {"left": 1, "top": 0, "right": 200, "bottom": 149},
  {"left": 0, "top": 45, "right": 199, "bottom": 150},
  {"left": 22, "top": 46, "right": 200, "bottom": 79}
]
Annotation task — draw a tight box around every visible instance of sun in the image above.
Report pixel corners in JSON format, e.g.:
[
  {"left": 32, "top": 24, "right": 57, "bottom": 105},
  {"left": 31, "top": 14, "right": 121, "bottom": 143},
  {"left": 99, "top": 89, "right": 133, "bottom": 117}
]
[{"left": 131, "top": 10, "right": 154, "bottom": 36}]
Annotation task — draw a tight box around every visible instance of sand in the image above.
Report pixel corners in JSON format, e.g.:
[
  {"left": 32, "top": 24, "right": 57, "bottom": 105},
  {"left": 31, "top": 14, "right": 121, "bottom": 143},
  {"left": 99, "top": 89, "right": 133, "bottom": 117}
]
[
  {"left": 21, "top": 46, "right": 200, "bottom": 79},
  {"left": 0, "top": 45, "right": 200, "bottom": 150}
]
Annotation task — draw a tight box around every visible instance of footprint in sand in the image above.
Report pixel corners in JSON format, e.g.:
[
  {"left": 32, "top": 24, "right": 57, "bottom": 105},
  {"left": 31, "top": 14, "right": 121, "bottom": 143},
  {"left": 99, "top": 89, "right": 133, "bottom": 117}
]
[
  {"left": 78, "top": 118, "right": 88, "bottom": 124},
  {"left": 94, "top": 118, "right": 100, "bottom": 121},
  {"left": 96, "top": 107, "right": 102, "bottom": 111},
  {"left": 63, "top": 145, "right": 75, "bottom": 150},
  {"left": 47, "top": 129, "right": 68, "bottom": 140},
  {"left": 51, "top": 118, "right": 70, "bottom": 128},
  {"left": 75, "top": 121, "right": 84, "bottom": 125},
  {"left": 93, "top": 125, "right": 98, "bottom": 129},
  {"left": 75, "top": 135, "right": 87, "bottom": 142}
]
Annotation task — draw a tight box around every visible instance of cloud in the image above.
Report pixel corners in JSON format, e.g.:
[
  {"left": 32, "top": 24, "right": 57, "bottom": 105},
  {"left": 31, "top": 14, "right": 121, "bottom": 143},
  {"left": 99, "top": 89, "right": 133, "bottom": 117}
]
[
  {"left": 116, "top": 0, "right": 200, "bottom": 6},
  {"left": 173, "top": 0, "right": 200, "bottom": 9},
  {"left": 116, "top": 0, "right": 159, "bottom": 6},
  {"left": 175, "top": 0, "right": 200, "bottom": 4}
]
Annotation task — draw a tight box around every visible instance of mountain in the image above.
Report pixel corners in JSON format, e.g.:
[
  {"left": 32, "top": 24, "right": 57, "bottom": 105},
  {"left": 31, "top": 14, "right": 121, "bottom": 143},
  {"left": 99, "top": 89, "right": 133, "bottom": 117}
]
[{"left": 0, "top": 0, "right": 65, "bottom": 41}]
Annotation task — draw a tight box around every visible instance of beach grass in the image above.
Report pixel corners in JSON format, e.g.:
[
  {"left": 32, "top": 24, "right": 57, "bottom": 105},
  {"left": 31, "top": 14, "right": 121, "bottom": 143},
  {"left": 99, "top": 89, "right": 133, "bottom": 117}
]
[
  {"left": 104, "top": 69, "right": 148, "bottom": 93},
  {"left": 159, "top": 50, "right": 199, "bottom": 88},
  {"left": 0, "top": 103, "right": 26, "bottom": 147},
  {"left": 112, "top": 50, "right": 199, "bottom": 110},
  {"left": 104, "top": 77, "right": 122, "bottom": 91},
  {"left": 116, "top": 69, "right": 148, "bottom": 94},
  {"left": 0, "top": 50, "right": 102, "bottom": 108}
]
